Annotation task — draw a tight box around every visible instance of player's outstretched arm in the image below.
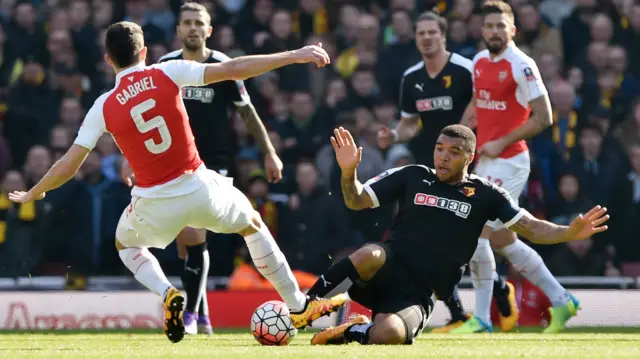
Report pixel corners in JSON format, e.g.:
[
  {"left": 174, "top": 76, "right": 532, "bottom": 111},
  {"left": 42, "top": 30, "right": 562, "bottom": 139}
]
[
  {"left": 507, "top": 206, "right": 609, "bottom": 244},
  {"left": 8, "top": 145, "right": 90, "bottom": 203},
  {"left": 203, "top": 43, "right": 330, "bottom": 84},
  {"left": 332, "top": 127, "right": 374, "bottom": 210}
]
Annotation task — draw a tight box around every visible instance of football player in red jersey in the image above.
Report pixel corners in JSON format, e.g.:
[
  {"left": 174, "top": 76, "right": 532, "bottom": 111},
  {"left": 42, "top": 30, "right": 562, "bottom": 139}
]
[
  {"left": 8, "top": 21, "right": 346, "bottom": 343},
  {"left": 454, "top": 1, "right": 579, "bottom": 333}
]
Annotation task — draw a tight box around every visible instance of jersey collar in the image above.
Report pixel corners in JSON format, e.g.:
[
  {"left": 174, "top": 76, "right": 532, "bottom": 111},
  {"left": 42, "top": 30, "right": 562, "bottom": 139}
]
[
  {"left": 115, "top": 62, "right": 146, "bottom": 84},
  {"left": 488, "top": 42, "right": 515, "bottom": 63}
]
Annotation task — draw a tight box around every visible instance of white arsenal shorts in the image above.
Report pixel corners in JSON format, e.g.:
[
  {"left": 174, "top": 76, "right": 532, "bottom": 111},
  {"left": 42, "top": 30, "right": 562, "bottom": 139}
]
[
  {"left": 473, "top": 151, "right": 531, "bottom": 230},
  {"left": 115, "top": 169, "right": 255, "bottom": 249}
]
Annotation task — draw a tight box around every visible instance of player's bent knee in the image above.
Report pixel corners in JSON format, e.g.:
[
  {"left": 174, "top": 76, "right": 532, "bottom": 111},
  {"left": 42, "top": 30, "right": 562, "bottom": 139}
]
[
  {"left": 489, "top": 228, "right": 517, "bottom": 249},
  {"left": 237, "top": 211, "right": 263, "bottom": 237},
  {"left": 348, "top": 244, "right": 387, "bottom": 281},
  {"left": 368, "top": 313, "right": 407, "bottom": 345},
  {"left": 176, "top": 227, "right": 206, "bottom": 246}
]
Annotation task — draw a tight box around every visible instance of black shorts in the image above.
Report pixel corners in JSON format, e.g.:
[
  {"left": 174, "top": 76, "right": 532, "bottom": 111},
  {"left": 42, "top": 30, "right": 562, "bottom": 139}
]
[{"left": 347, "top": 243, "right": 434, "bottom": 317}]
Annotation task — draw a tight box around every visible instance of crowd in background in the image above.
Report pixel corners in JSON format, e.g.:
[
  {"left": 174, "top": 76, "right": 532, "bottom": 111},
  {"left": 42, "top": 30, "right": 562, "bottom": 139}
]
[{"left": 0, "top": 0, "right": 640, "bottom": 282}]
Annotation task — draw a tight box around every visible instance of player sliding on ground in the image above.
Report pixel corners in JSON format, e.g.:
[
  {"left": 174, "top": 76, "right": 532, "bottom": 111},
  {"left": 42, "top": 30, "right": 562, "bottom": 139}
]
[
  {"left": 8, "top": 21, "right": 346, "bottom": 343},
  {"left": 306, "top": 126, "right": 608, "bottom": 345}
]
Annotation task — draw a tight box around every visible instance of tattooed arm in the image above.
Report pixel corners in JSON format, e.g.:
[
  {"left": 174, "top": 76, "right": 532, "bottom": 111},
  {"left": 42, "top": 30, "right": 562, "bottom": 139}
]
[
  {"left": 341, "top": 170, "right": 374, "bottom": 210},
  {"left": 236, "top": 103, "right": 275, "bottom": 155},
  {"left": 498, "top": 95, "right": 553, "bottom": 146},
  {"left": 506, "top": 206, "right": 609, "bottom": 245}
]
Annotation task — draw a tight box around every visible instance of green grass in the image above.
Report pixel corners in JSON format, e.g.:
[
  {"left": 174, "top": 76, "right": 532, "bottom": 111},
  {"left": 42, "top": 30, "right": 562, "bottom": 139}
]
[{"left": 1, "top": 329, "right": 639, "bottom": 358}]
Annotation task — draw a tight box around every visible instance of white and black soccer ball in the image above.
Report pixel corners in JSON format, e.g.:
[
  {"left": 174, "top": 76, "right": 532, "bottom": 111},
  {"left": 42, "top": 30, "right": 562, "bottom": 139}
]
[{"left": 250, "top": 300, "right": 298, "bottom": 346}]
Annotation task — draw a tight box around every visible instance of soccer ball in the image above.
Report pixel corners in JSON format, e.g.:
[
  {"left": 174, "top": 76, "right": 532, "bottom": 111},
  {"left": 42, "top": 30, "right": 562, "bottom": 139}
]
[{"left": 250, "top": 300, "right": 298, "bottom": 346}]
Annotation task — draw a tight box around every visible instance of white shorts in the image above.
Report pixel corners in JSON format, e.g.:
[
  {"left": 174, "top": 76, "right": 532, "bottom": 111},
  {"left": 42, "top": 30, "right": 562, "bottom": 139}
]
[
  {"left": 473, "top": 151, "right": 530, "bottom": 229},
  {"left": 116, "top": 169, "right": 255, "bottom": 249}
]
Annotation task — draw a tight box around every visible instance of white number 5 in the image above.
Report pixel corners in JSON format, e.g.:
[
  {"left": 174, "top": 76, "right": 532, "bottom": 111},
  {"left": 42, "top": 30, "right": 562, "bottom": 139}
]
[{"left": 130, "top": 99, "right": 172, "bottom": 154}]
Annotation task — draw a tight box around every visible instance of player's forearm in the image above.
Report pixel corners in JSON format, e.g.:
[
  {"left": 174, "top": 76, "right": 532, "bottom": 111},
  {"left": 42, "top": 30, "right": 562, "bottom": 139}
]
[
  {"left": 501, "top": 97, "right": 552, "bottom": 145},
  {"left": 460, "top": 99, "right": 476, "bottom": 129},
  {"left": 509, "top": 215, "right": 570, "bottom": 244},
  {"left": 237, "top": 103, "right": 275, "bottom": 155},
  {"left": 214, "top": 52, "right": 297, "bottom": 81},
  {"left": 395, "top": 117, "right": 421, "bottom": 143},
  {"left": 340, "top": 170, "right": 370, "bottom": 211},
  {"left": 29, "top": 159, "right": 79, "bottom": 197}
]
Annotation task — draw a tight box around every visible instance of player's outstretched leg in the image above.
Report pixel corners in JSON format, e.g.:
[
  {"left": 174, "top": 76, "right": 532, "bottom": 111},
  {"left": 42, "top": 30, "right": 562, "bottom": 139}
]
[
  {"left": 493, "top": 232, "right": 578, "bottom": 333},
  {"left": 117, "top": 240, "right": 185, "bottom": 343},
  {"left": 238, "top": 214, "right": 347, "bottom": 329},
  {"left": 313, "top": 305, "right": 427, "bottom": 345},
  {"left": 177, "top": 227, "right": 212, "bottom": 335},
  {"left": 431, "top": 286, "right": 469, "bottom": 333}
]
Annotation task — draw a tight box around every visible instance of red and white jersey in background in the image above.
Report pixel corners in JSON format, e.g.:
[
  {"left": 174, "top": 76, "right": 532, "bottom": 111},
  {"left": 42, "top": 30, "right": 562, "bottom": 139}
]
[
  {"left": 74, "top": 60, "right": 210, "bottom": 198},
  {"left": 472, "top": 43, "right": 547, "bottom": 159}
]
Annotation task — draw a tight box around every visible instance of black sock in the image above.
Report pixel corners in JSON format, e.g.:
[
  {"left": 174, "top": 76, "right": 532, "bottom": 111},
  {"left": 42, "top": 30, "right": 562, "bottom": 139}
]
[
  {"left": 307, "top": 257, "right": 361, "bottom": 298},
  {"left": 183, "top": 242, "right": 208, "bottom": 313},
  {"left": 446, "top": 286, "right": 467, "bottom": 322},
  {"left": 343, "top": 323, "right": 373, "bottom": 344},
  {"left": 493, "top": 276, "right": 512, "bottom": 317}
]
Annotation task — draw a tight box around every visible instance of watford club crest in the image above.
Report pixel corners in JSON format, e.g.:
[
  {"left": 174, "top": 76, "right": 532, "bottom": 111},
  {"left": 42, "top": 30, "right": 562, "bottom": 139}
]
[
  {"left": 462, "top": 187, "right": 475, "bottom": 197},
  {"left": 443, "top": 75, "right": 452, "bottom": 89}
]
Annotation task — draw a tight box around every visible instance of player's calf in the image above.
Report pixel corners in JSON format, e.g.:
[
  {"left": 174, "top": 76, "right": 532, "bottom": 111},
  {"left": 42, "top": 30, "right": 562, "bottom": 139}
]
[{"left": 177, "top": 227, "right": 210, "bottom": 335}]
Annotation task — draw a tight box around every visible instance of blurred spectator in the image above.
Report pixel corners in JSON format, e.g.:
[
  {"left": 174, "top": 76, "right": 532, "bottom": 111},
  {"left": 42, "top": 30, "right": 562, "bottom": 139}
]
[
  {"left": 22, "top": 145, "right": 51, "bottom": 188},
  {"left": 212, "top": 25, "right": 244, "bottom": 58},
  {"left": 4, "top": 60, "right": 50, "bottom": 168},
  {"left": 547, "top": 173, "right": 592, "bottom": 226},
  {"left": 514, "top": 1, "right": 563, "bottom": 64},
  {"left": 335, "top": 13, "right": 380, "bottom": 78},
  {"left": 538, "top": 53, "right": 565, "bottom": 96},
  {"left": 236, "top": 0, "right": 273, "bottom": 51},
  {"left": 547, "top": 237, "right": 607, "bottom": 276},
  {"left": 49, "top": 125, "right": 71, "bottom": 162},
  {"left": 124, "top": 0, "right": 166, "bottom": 45},
  {"left": 0, "top": 169, "right": 49, "bottom": 277},
  {"left": 561, "top": 0, "right": 597, "bottom": 66},
  {"left": 608, "top": 143, "right": 640, "bottom": 263},
  {"left": 280, "top": 161, "right": 349, "bottom": 274},
  {"left": 568, "top": 124, "right": 621, "bottom": 205},
  {"left": 68, "top": 0, "right": 100, "bottom": 77},
  {"left": 146, "top": 0, "right": 175, "bottom": 42},
  {"left": 292, "top": 0, "right": 328, "bottom": 41},
  {"left": 623, "top": 0, "right": 640, "bottom": 77},
  {"left": 8, "top": 1, "right": 47, "bottom": 64},
  {"left": 448, "top": 17, "right": 477, "bottom": 60},
  {"left": 376, "top": 9, "right": 420, "bottom": 104},
  {"left": 246, "top": 169, "right": 279, "bottom": 239},
  {"left": 95, "top": 134, "right": 119, "bottom": 181},
  {"left": 615, "top": 99, "right": 640, "bottom": 149},
  {"left": 0, "top": 123, "right": 10, "bottom": 179},
  {"left": 277, "top": 90, "right": 329, "bottom": 163}
]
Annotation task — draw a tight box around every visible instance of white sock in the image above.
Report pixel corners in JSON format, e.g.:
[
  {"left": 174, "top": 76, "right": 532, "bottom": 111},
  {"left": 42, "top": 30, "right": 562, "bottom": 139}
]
[
  {"left": 244, "top": 226, "right": 307, "bottom": 312},
  {"left": 497, "top": 239, "right": 570, "bottom": 306},
  {"left": 470, "top": 238, "right": 495, "bottom": 325},
  {"left": 119, "top": 247, "right": 173, "bottom": 298},
  {"left": 194, "top": 249, "right": 210, "bottom": 315}
]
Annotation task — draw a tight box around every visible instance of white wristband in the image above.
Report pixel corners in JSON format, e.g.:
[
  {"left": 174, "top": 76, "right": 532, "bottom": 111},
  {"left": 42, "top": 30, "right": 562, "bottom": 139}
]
[{"left": 391, "top": 129, "right": 399, "bottom": 142}]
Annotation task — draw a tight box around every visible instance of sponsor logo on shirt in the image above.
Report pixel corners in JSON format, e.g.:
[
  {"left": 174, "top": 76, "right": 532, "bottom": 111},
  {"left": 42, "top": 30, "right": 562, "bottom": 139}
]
[
  {"left": 413, "top": 193, "right": 472, "bottom": 218},
  {"left": 182, "top": 87, "right": 215, "bottom": 103},
  {"left": 415, "top": 96, "right": 453, "bottom": 112},
  {"left": 476, "top": 90, "right": 507, "bottom": 111}
]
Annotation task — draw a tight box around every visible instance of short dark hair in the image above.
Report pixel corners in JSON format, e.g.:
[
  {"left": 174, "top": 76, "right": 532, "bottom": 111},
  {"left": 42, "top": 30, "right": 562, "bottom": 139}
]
[
  {"left": 440, "top": 125, "right": 476, "bottom": 154},
  {"left": 482, "top": 1, "right": 515, "bottom": 23},
  {"left": 179, "top": 2, "right": 210, "bottom": 22},
  {"left": 415, "top": 10, "right": 448, "bottom": 35},
  {"left": 105, "top": 21, "right": 144, "bottom": 69},
  {"left": 580, "top": 123, "right": 603, "bottom": 138}
]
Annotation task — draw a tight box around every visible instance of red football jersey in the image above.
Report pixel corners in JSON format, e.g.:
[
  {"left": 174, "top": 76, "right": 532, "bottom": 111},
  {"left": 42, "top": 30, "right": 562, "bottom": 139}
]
[
  {"left": 74, "top": 61, "right": 209, "bottom": 197},
  {"left": 472, "top": 43, "right": 547, "bottom": 159}
]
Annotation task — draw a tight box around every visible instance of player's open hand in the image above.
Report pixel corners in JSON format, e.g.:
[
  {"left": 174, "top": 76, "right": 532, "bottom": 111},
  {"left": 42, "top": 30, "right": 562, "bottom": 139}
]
[
  {"left": 264, "top": 153, "right": 283, "bottom": 183},
  {"left": 293, "top": 43, "right": 330, "bottom": 68},
  {"left": 377, "top": 127, "right": 395, "bottom": 149},
  {"left": 8, "top": 191, "right": 45, "bottom": 203},
  {"left": 566, "top": 205, "right": 609, "bottom": 241},
  {"left": 331, "top": 127, "right": 362, "bottom": 175}
]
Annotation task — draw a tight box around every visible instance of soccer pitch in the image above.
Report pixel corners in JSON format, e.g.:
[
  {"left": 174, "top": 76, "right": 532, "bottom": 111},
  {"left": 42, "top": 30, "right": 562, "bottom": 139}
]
[{"left": 1, "top": 329, "right": 640, "bottom": 358}]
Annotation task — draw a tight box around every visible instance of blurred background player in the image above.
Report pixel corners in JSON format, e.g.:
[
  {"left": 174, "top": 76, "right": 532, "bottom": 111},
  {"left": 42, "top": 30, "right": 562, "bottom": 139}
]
[
  {"left": 453, "top": 1, "right": 579, "bottom": 333},
  {"left": 158, "top": 2, "right": 284, "bottom": 335},
  {"left": 377, "top": 10, "right": 518, "bottom": 332},
  {"left": 9, "top": 21, "right": 344, "bottom": 343},
  {"left": 307, "top": 125, "right": 607, "bottom": 345}
]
